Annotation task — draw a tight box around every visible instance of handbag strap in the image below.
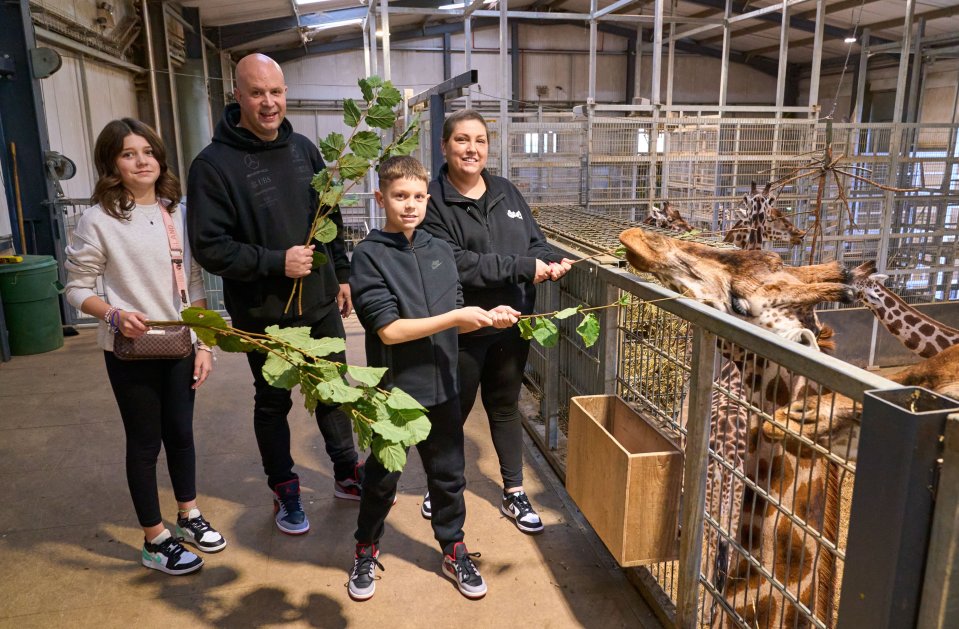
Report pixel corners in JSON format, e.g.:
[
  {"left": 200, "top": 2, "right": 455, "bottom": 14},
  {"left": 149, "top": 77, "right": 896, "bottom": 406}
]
[{"left": 159, "top": 205, "right": 189, "bottom": 307}]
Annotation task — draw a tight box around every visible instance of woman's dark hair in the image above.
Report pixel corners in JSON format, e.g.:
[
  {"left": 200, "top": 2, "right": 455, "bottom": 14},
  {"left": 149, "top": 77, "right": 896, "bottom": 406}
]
[
  {"left": 441, "top": 109, "right": 488, "bottom": 143},
  {"left": 92, "top": 118, "right": 180, "bottom": 221}
]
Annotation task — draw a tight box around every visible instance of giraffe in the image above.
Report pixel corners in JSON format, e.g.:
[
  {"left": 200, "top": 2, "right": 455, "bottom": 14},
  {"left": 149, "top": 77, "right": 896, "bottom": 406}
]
[
  {"left": 643, "top": 200, "right": 693, "bottom": 232},
  {"left": 619, "top": 227, "right": 851, "bottom": 628},
  {"left": 849, "top": 261, "right": 959, "bottom": 359},
  {"left": 721, "top": 182, "right": 777, "bottom": 251},
  {"left": 724, "top": 205, "right": 807, "bottom": 250}
]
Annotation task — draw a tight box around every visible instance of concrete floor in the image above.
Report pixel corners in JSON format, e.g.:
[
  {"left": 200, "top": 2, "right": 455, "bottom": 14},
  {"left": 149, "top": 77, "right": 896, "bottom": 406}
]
[{"left": 0, "top": 316, "right": 661, "bottom": 629}]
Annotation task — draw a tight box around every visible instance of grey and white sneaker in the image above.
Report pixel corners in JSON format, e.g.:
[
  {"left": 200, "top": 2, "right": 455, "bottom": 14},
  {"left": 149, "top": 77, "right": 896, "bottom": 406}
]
[
  {"left": 421, "top": 491, "right": 432, "bottom": 519},
  {"left": 442, "top": 542, "right": 487, "bottom": 599},
  {"left": 501, "top": 490, "right": 544, "bottom": 534},
  {"left": 141, "top": 530, "right": 204, "bottom": 575},
  {"left": 348, "top": 543, "right": 384, "bottom": 601},
  {"left": 176, "top": 508, "right": 227, "bottom": 553}
]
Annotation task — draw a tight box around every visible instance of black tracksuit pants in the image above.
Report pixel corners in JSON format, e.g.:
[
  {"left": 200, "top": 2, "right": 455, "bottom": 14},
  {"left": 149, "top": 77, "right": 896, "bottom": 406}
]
[
  {"left": 355, "top": 397, "right": 466, "bottom": 555},
  {"left": 458, "top": 327, "right": 530, "bottom": 490},
  {"left": 104, "top": 350, "right": 198, "bottom": 528},
  {"left": 245, "top": 306, "right": 359, "bottom": 490}
]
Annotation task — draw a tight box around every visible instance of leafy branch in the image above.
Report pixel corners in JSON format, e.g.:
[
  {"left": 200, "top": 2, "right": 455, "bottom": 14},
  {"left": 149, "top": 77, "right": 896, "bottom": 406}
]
[
  {"left": 286, "top": 76, "right": 422, "bottom": 315},
  {"left": 517, "top": 293, "right": 633, "bottom": 348},
  {"left": 151, "top": 307, "right": 428, "bottom": 472}
]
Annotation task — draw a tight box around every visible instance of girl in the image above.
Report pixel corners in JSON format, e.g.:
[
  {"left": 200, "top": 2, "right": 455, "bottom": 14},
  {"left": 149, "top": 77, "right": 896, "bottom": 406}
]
[{"left": 65, "top": 119, "right": 225, "bottom": 575}]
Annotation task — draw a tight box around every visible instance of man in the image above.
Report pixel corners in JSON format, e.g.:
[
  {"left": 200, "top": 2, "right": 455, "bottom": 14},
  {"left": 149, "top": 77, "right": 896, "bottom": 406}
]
[{"left": 187, "top": 53, "right": 361, "bottom": 535}]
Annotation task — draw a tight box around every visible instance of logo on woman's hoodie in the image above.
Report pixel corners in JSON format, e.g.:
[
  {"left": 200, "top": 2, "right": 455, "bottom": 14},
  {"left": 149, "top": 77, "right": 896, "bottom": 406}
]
[{"left": 506, "top": 210, "right": 523, "bottom": 220}]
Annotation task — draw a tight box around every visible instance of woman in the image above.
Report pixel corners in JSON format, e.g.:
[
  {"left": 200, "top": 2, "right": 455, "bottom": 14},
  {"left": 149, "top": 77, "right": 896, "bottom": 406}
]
[
  {"left": 65, "top": 119, "right": 225, "bottom": 575},
  {"left": 422, "top": 110, "right": 572, "bottom": 534}
]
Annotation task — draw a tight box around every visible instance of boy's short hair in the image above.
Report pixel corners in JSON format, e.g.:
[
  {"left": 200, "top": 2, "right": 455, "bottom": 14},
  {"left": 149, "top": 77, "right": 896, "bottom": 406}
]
[{"left": 378, "top": 156, "right": 429, "bottom": 188}]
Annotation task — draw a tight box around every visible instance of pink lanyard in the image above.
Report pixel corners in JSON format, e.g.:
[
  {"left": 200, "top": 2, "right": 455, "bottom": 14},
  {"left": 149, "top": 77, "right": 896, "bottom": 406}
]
[{"left": 159, "top": 206, "right": 189, "bottom": 307}]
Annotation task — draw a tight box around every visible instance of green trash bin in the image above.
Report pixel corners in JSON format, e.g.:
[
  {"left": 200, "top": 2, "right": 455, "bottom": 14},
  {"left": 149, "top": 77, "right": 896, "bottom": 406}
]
[{"left": 0, "top": 255, "right": 64, "bottom": 355}]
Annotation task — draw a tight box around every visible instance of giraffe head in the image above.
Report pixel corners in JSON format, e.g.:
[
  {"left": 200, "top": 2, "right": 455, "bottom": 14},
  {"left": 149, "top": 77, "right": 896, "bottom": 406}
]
[
  {"left": 642, "top": 202, "right": 671, "bottom": 229},
  {"left": 765, "top": 206, "right": 807, "bottom": 246},
  {"left": 740, "top": 182, "right": 775, "bottom": 250},
  {"left": 663, "top": 202, "right": 693, "bottom": 232}
]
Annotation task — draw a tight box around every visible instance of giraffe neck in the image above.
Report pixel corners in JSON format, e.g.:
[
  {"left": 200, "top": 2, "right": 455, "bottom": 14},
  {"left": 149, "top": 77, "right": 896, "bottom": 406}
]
[{"left": 861, "top": 282, "right": 959, "bottom": 358}]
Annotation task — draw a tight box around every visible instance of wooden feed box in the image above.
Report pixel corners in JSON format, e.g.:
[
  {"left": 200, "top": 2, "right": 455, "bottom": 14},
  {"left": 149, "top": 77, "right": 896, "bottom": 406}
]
[{"left": 567, "top": 395, "right": 683, "bottom": 566}]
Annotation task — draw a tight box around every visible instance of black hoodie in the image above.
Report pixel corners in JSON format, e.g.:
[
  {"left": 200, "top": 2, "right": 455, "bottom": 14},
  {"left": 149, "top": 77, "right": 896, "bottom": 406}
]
[
  {"left": 187, "top": 103, "right": 350, "bottom": 331},
  {"left": 350, "top": 229, "right": 462, "bottom": 407},
  {"left": 422, "top": 165, "right": 564, "bottom": 320}
]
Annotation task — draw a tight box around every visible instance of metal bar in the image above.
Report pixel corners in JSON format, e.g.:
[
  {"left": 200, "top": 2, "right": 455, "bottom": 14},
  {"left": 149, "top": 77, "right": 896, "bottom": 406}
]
[
  {"left": 588, "top": 0, "right": 597, "bottom": 104},
  {"left": 141, "top": 0, "right": 161, "bottom": 130},
  {"left": 369, "top": 8, "right": 378, "bottom": 77},
  {"left": 635, "top": 24, "right": 643, "bottom": 102},
  {"left": 362, "top": 16, "right": 371, "bottom": 76},
  {"left": 499, "top": 0, "right": 509, "bottom": 176},
  {"left": 163, "top": 4, "right": 194, "bottom": 33},
  {"left": 718, "top": 0, "right": 731, "bottom": 107},
  {"left": 918, "top": 413, "right": 959, "bottom": 628},
  {"left": 442, "top": 32, "right": 452, "bottom": 81},
  {"left": 853, "top": 29, "right": 870, "bottom": 123},
  {"left": 652, "top": 0, "right": 663, "bottom": 105},
  {"left": 675, "top": 325, "right": 718, "bottom": 628},
  {"left": 510, "top": 21, "right": 519, "bottom": 112},
  {"left": 408, "top": 70, "right": 478, "bottom": 106},
  {"left": 625, "top": 34, "right": 636, "bottom": 104},
  {"left": 545, "top": 281, "right": 560, "bottom": 450},
  {"left": 33, "top": 27, "right": 145, "bottom": 73},
  {"left": 807, "top": 0, "right": 825, "bottom": 113},
  {"left": 892, "top": 0, "right": 916, "bottom": 125},
  {"left": 775, "top": 0, "right": 790, "bottom": 110},
  {"left": 463, "top": 0, "right": 486, "bottom": 18},
  {"left": 727, "top": 0, "right": 812, "bottom": 24},
  {"left": 465, "top": 16, "right": 472, "bottom": 107},
  {"left": 379, "top": 0, "right": 391, "bottom": 80},
  {"left": 666, "top": 0, "right": 676, "bottom": 107},
  {"left": 906, "top": 18, "right": 925, "bottom": 124},
  {"left": 838, "top": 388, "right": 959, "bottom": 628},
  {"left": 430, "top": 94, "right": 445, "bottom": 180},
  {"left": 593, "top": 0, "right": 642, "bottom": 19},
  {"left": 162, "top": 8, "right": 185, "bottom": 185},
  {"left": 601, "top": 282, "right": 620, "bottom": 395}
]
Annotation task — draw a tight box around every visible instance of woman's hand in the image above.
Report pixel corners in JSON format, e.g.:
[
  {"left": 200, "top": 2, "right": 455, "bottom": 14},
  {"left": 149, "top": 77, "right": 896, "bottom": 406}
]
[
  {"left": 192, "top": 348, "right": 213, "bottom": 389},
  {"left": 117, "top": 310, "right": 149, "bottom": 338},
  {"left": 455, "top": 306, "right": 494, "bottom": 333},
  {"left": 489, "top": 305, "right": 520, "bottom": 328},
  {"left": 533, "top": 259, "right": 553, "bottom": 284}
]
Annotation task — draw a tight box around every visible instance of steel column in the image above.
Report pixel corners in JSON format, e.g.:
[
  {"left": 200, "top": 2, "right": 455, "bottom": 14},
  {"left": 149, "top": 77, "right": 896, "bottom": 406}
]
[
  {"left": 906, "top": 18, "right": 925, "bottom": 124},
  {"left": 652, "top": 0, "right": 663, "bottom": 105},
  {"left": 625, "top": 34, "right": 636, "bottom": 104},
  {"left": 718, "top": 0, "right": 731, "bottom": 107},
  {"left": 511, "top": 21, "right": 520, "bottom": 111},
  {"left": 853, "top": 28, "right": 870, "bottom": 123},
  {"left": 775, "top": 0, "right": 790, "bottom": 110},
  {"left": 588, "top": 0, "right": 597, "bottom": 104},
  {"left": 369, "top": 9, "right": 378, "bottom": 77},
  {"left": 443, "top": 32, "right": 452, "bottom": 81},
  {"left": 665, "top": 0, "right": 676, "bottom": 107},
  {"left": 430, "top": 93, "right": 445, "bottom": 177},
  {"left": 465, "top": 16, "right": 472, "bottom": 107},
  {"left": 141, "top": 0, "right": 161, "bottom": 131},
  {"left": 807, "top": 0, "right": 825, "bottom": 114},
  {"left": 838, "top": 388, "right": 959, "bottom": 628},
  {"left": 675, "top": 326, "right": 718, "bottom": 629},
  {"left": 499, "top": 0, "right": 509, "bottom": 176},
  {"left": 379, "top": 0, "right": 391, "bottom": 80}
]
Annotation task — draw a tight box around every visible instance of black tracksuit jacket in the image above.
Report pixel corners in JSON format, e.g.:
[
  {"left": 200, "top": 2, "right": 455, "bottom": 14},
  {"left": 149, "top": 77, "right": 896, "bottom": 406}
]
[
  {"left": 349, "top": 229, "right": 462, "bottom": 407},
  {"left": 186, "top": 103, "right": 350, "bottom": 331},
  {"left": 422, "top": 165, "right": 564, "bottom": 320}
]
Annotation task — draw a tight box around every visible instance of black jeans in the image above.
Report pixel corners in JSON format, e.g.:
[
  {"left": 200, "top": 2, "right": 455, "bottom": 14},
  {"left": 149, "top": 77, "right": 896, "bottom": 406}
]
[
  {"left": 355, "top": 397, "right": 466, "bottom": 555},
  {"left": 459, "top": 328, "right": 530, "bottom": 489},
  {"left": 104, "top": 350, "right": 197, "bottom": 528},
  {"left": 246, "top": 307, "right": 358, "bottom": 489}
]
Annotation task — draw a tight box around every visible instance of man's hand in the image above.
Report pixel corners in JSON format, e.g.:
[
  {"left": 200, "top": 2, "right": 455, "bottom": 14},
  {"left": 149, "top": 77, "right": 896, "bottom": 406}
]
[
  {"left": 533, "top": 259, "right": 552, "bottom": 284},
  {"left": 285, "top": 244, "right": 315, "bottom": 278},
  {"left": 547, "top": 258, "right": 574, "bottom": 281},
  {"left": 337, "top": 283, "right": 352, "bottom": 318}
]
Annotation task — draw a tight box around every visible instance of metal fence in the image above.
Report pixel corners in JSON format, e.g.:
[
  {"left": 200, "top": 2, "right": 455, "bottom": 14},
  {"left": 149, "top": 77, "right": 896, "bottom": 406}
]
[{"left": 523, "top": 242, "right": 959, "bottom": 628}]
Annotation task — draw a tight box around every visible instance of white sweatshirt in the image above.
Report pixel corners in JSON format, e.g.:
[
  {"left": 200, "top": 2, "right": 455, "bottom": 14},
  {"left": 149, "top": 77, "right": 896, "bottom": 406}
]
[{"left": 64, "top": 202, "right": 205, "bottom": 351}]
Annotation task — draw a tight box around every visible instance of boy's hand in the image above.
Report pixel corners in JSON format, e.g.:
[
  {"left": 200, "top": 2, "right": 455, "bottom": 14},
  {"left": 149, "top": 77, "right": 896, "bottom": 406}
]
[
  {"left": 548, "top": 258, "right": 574, "bottom": 281},
  {"left": 533, "top": 259, "right": 552, "bottom": 284},
  {"left": 456, "top": 306, "right": 493, "bottom": 333},
  {"left": 285, "top": 244, "right": 315, "bottom": 278},
  {"left": 337, "top": 283, "right": 352, "bottom": 318},
  {"left": 489, "top": 305, "right": 520, "bottom": 328}
]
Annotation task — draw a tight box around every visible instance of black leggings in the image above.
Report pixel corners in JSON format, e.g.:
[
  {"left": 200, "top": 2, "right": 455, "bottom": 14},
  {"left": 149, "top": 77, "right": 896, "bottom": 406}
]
[
  {"left": 355, "top": 397, "right": 466, "bottom": 554},
  {"left": 459, "top": 328, "right": 530, "bottom": 489},
  {"left": 104, "top": 350, "right": 197, "bottom": 528}
]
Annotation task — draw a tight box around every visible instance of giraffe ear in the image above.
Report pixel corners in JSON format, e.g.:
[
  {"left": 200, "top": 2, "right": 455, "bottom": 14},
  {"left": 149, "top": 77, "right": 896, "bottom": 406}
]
[
  {"left": 763, "top": 182, "right": 771, "bottom": 195},
  {"left": 750, "top": 181, "right": 758, "bottom": 194},
  {"left": 870, "top": 274, "right": 889, "bottom": 285}
]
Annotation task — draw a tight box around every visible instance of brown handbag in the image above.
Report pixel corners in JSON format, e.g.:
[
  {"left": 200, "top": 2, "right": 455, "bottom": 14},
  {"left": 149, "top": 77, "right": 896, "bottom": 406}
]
[{"left": 113, "top": 205, "right": 194, "bottom": 361}]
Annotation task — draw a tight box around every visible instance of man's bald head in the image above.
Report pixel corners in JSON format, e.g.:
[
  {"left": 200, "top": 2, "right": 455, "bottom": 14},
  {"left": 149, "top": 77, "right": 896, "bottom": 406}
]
[{"left": 234, "top": 54, "right": 287, "bottom": 141}]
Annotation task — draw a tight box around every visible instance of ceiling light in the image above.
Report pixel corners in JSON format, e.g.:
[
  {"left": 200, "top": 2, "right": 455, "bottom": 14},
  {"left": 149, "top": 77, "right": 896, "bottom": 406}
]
[
  {"left": 309, "top": 17, "right": 363, "bottom": 32},
  {"left": 844, "top": 35, "right": 857, "bottom": 44}
]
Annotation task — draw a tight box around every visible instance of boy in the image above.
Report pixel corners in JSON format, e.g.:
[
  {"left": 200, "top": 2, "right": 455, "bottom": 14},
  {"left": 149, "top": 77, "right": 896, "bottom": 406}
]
[{"left": 347, "top": 156, "right": 518, "bottom": 601}]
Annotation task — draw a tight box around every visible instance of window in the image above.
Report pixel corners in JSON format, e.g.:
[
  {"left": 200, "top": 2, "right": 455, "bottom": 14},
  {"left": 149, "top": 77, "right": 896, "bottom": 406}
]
[{"left": 524, "top": 131, "right": 558, "bottom": 154}]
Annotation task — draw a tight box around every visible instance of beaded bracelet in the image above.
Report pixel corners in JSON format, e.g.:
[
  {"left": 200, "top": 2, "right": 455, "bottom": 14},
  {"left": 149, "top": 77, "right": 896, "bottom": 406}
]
[{"left": 104, "top": 306, "right": 121, "bottom": 334}]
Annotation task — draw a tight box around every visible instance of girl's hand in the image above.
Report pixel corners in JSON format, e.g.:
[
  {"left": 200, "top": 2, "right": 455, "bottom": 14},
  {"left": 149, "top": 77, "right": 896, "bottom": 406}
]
[
  {"left": 192, "top": 348, "right": 213, "bottom": 389},
  {"left": 456, "top": 306, "right": 494, "bottom": 333},
  {"left": 489, "top": 305, "right": 520, "bottom": 328},
  {"left": 118, "top": 310, "right": 149, "bottom": 338}
]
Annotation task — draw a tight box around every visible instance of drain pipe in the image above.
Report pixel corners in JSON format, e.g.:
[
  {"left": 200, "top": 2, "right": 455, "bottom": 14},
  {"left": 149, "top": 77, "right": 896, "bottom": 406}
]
[{"left": 140, "top": 0, "right": 161, "bottom": 132}]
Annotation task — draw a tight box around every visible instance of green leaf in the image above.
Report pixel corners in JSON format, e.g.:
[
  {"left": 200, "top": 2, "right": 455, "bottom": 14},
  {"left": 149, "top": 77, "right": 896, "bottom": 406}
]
[
  {"left": 365, "top": 105, "right": 396, "bottom": 130},
  {"left": 347, "top": 365, "right": 389, "bottom": 387},
  {"left": 311, "top": 170, "right": 332, "bottom": 195},
  {"left": 265, "top": 325, "right": 345, "bottom": 358},
  {"left": 214, "top": 333, "right": 256, "bottom": 353},
  {"left": 532, "top": 317, "right": 559, "bottom": 348},
  {"left": 373, "top": 439, "right": 407, "bottom": 472},
  {"left": 365, "top": 75, "right": 384, "bottom": 88},
  {"left": 617, "top": 292, "right": 633, "bottom": 307},
  {"left": 553, "top": 306, "right": 581, "bottom": 320},
  {"left": 311, "top": 250, "right": 328, "bottom": 269},
  {"left": 180, "top": 307, "right": 227, "bottom": 346},
  {"left": 338, "top": 153, "right": 370, "bottom": 181},
  {"left": 312, "top": 358, "right": 343, "bottom": 381},
  {"left": 319, "top": 184, "right": 343, "bottom": 210},
  {"left": 352, "top": 413, "right": 374, "bottom": 450},
  {"left": 262, "top": 353, "right": 298, "bottom": 389},
  {"left": 370, "top": 418, "right": 411, "bottom": 443},
  {"left": 517, "top": 317, "right": 535, "bottom": 341},
  {"left": 613, "top": 245, "right": 627, "bottom": 258},
  {"left": 343, "top": 98, "right": 362, "bottom": 127},
  {"left": 390, "top": 132, "right": 419, "bottom": 157},
  {"left": 397, "top": 411, "right": 431, "bottom": 447},
  {"left": 375, "top": 84, "right": 402, "bottom": 108},
  {"left": 303, "top": 388, "right": 318, "bottom": 413},
  {"left": 358, "top": 77, "right": 375, "bottom": 103},
  {"left": 349, "top": 131, "right": 382, "bottom": 160},
  {"left": 576, "top": 312, "right": 600, "bottom": 347},
  {"left": 319, "top": 132, "right": 346, "bottom": 163},
  {"left": 386, "top": 388, "right": 427, "bottom": 412},
  {"left": 316, "top": 379, "right": 364, "bottom": 404},
  {"left": 312, "top": 217, "right": 338, "bottom": 244}
]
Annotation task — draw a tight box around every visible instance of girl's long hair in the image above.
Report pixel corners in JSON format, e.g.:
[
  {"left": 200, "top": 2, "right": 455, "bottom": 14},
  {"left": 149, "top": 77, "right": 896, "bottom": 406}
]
[{"left": 92, "top": 118, "right": 180, "bottom": 220}]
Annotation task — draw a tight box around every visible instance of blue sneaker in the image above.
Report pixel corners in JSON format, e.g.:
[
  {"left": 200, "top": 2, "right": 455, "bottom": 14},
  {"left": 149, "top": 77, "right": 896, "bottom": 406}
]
[
  {"left": 273, "top": 478, "right": 310, "bottom": 535},
  {"left": 141, "top": 530, "right": 203, "bottom": 575}
]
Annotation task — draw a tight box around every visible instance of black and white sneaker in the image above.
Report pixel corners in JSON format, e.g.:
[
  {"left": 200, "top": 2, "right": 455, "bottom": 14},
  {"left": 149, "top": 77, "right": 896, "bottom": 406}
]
[
  {"left": 176, "top": 508, "right": 227, "bottom": 553},
  {"left": 421, "top": 491, "right": 432, "bottom": 519},
  {"left": 348, "top": 543, "right": 384, "bottom": 601},
  {"left": 442, "top": 542, "right": 487, "bottom": 599},
  {"left": 141, "top": 530, "right": 204, "bottom": 575},
  {"left": 501, "top": 490, "right": 544, "bottom": 534}
]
